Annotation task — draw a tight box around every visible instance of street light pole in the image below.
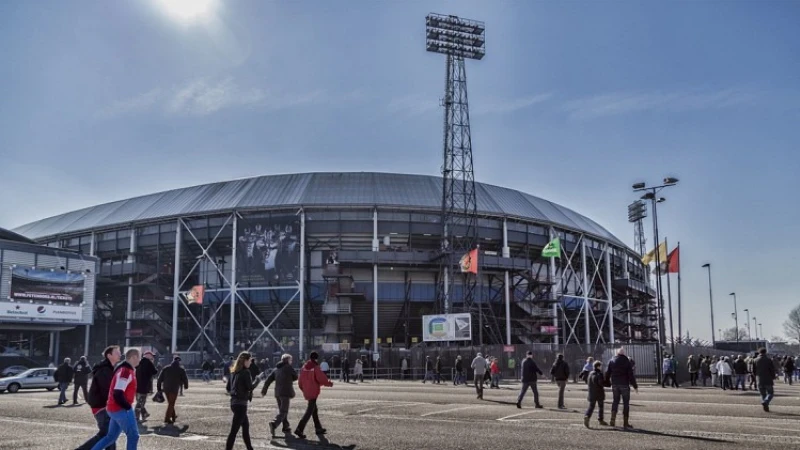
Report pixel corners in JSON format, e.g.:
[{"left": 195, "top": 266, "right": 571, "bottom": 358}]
[
  {"left": 730, "top": 292, "right": 739, "bottom": 344},
  {"left": 753, "top": 317, "right": 758, "bottom": 340},
  {"left": 759, "top": 323, "right": 763, "bottom": 341},
  {"left": 702, "top": 264, "right": 716, "bottom": 345},
  {"left": 744, "top": 309, "right": 751, "bottom": 340}
]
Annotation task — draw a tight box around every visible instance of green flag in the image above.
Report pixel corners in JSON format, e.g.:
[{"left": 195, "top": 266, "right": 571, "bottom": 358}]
[{"left": 542, "top": 238, "right": 560, "bottom": 258}]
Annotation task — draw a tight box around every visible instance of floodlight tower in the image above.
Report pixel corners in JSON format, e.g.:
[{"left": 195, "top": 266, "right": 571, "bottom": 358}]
[
  {"left": 426, "top": 14, "right": 494, "bottom": 342},
  {"left": 628, "top": 200, "right": 647, "bottom": 256}
]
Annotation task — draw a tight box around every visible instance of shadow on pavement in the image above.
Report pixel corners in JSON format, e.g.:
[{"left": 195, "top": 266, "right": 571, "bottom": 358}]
[
  {"left": 626, "top": 428, "right": 729, "bottom": 443},
  {"left": 270, "top": 434, "right": 356, "bottom": 450},
  {"left": 142, "top": 424, "right": 191, "bottom": 437}
]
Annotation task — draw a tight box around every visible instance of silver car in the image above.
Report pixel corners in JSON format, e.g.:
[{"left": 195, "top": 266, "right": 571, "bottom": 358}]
[{"left": 0, "top": 368, "right": 58, "bottom": 393}]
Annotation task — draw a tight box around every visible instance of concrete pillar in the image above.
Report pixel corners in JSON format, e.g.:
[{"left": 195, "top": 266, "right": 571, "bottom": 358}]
[
  {"left": 125, "top": 229, "right": 136, "bottom": 349},
  {"left": 230, "top": 214, "right": 237, "bottom": 355},
  {"left": 85, "top": 232, "right": 95, "bottom": 357},
  {"left": 582, "top": 239, "right": 590, "bottom": 346},
  {"left": 171, "top": 219, "right": 182, "bottom": 354},
  {"left": 298, "top": 212, "right": 305, "bottom": 358},
  {"left": 549, "top": 227, "right": 558, "bottom": 345}
]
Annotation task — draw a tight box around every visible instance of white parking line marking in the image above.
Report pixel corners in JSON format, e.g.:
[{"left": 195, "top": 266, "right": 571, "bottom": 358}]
[
  {"left": 419, "top": 405, "right": 474, "bottom": 417},
  {"left": 497, "top": 410, "right": 538, "bottom": 421},
  {"left": 356, "top": 402, "right": 428, "bottom": 414}
]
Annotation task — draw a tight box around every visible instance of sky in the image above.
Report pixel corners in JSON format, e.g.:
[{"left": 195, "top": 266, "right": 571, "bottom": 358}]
[{"left": 1, "top": 0, "right": 799, "bottom": 343}]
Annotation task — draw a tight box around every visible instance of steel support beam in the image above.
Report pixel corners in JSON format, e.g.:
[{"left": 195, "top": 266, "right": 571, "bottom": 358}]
[
  {"left": 549, "top": 227, "right": 558, "bottom": 345},
  {"left": 171, "top": 218, "right": 182, "bottom": 353},
  {"left": 582, "top": 239, "right": 590, "bottom": 346},
  {"left": 230, "top": 214, "right": 237, "bottom": 355},
  {"left": 605, "top": 244, "right": 615, "bottom": 344},
  {"left": 299, "top": 211, "right": 306, "bottom": 358},
  {"left": 85, "top": 232, "right": 95, "bottom": 357},
  {"left": 125, "top": 229, "right": 136, "bottom": 349}
]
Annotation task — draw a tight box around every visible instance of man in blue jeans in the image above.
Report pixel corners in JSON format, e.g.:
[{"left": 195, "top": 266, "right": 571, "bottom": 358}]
[
  {"left": 754, "top": 347, "right": 777, "bottom": 412},
  {"left": 54, "top": 357, "right": 74, "bottom": 405},
  {"left": 91, "top": 348, "right": 142, "bottom": 450},
  {"left": 605, "top": 347, "right": 638, "bottom": 429}
]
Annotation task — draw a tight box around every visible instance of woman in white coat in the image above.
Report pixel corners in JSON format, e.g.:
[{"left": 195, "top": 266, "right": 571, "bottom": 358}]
[{"left": 354, "top": 358, "right": 364, "bottom": 383}]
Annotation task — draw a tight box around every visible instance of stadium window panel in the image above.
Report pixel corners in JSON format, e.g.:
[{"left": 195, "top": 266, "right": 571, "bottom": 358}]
[
  {"left": 117, "top": 229, "right": 131, "bottom": 239},
  {"left": 160, "top": 222, "right": 177, "bottom": 233},
  {"left": 477, "top": 218, "right": 500, "bottom": 229},
  {"left": 208, "top": 217, "right": 228, "bottom": 227}
]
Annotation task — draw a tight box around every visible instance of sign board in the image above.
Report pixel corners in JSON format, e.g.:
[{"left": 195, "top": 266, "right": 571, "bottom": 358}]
[
  {"left": 364, "top": 339, "right": 370, "bottom": 345},
  {"left": 10, "top": 267, "right": 85, "bottom": 303},
  {"left": 377, "top": 338, "right": 382, "bottom": 344},
  {"left": 386, "top": 337, "right": 393, "bottom": 344},
  {"left": 411, "top": 337, "right": 418, "bottom": 343},
  {"left": 422, "top": 313, "right": 472, "bottom": 342},
  {"left": 0, "top": 302, "right": 84, "bottom": 322},
  {"left": 503, "top": 345, "right": 515, "bottom": 353},
  {"left": 373, "top": 352, "right": 380, "bottom": 362},
  {"left": 540, "top": 325, "right": 559, "bottom": 335}
]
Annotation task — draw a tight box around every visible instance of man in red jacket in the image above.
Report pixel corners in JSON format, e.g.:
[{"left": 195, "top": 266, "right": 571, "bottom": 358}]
[{"left": 294, "top": 351, "right": 333, "bottom": 440}]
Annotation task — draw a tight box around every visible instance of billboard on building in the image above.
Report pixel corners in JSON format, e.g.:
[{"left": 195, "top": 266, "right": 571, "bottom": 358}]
[
  {"left": 236, "top": 216, "right": 300, "bottom": 285},
  {"left": 0, "top": 302, "right": 84, "bottom": 322},
  {"left": 422, "top": 313, "right": 472, "bottom": 342},
  {"left": 10, "top": 267, "right": 85, "bottom": 303}
]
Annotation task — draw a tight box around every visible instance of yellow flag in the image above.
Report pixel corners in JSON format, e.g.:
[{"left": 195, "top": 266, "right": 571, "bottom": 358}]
[{"left": 641, "top": 241, "right": 667, "bottom": 265}]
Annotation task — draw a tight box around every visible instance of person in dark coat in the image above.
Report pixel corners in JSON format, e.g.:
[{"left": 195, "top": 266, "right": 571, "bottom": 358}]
[
  {"left": 605, "top": 347, "right": 638, "bottom": 429},
  {"left": 248, "top": 357, "right": 261, "bottom": 382},
  {"left": 54, "top": 357, "right": 74, "bottom": 405},
  {"left": 783, "top": 356, "right": 795, "bottom": 385},
  {"left": 517, "top": 351, "right": 543, "bottom": 409},
  {"left": 585, "top": 361, "right": 608, "bottom": 428},
  {"left": 341, "top": 357, "right": 350, "bottom": 383},
  {"left": 550, "top": 354, "right": 570, "bottom": 409},
  {"left": 157, "top": 356, "right": 189, "bottom": 425},
  {"left": 73, "top": 356, "right": 91, "bottom": 405},
  {"left": 434, "top": 357, "right": 443, "bottom": 384},
  {"left": 454, "top": 356, "right": 464, "bottom": 386},
  {"left": 75, "top": 346, "right": 120, "bottom": 450},
  {"left": 135, "top": 351, "right": 159, "bottom": 421},
  {"left": 226, "top": 351, "right": 262, "bottom": 450},
  {"left": 261, "top": 353, "right": 298, "bottom": 437},
  {"left": 755, "top": 347, "right": 777, "bottom": 412}
]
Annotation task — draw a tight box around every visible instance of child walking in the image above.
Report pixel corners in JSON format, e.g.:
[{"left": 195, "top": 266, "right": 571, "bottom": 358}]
[{"left": 584, "top": 360, "right": 609, "bottom": 428}]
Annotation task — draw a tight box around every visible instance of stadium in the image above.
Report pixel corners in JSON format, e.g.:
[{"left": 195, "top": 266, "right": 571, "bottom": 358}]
[{"left": 4, "top": 172, "right": 654, "bottom": 362}]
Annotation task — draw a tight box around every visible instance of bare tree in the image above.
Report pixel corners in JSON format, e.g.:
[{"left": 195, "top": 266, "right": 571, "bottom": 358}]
[
  {"left": 722, "top": 326, "right": 748, "bottom": 341},
  {"left": 783, "top": 304, "right": 800, "bottom": 342}
]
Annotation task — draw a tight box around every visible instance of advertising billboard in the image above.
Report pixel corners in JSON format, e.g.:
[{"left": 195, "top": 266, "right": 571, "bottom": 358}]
[
  {"left": 422, "top": 313, "right": 472, "bottom": 342},
  {"left": 236, "top": 216, "right": 300, "bottom": 285},
  {"left": 0, "top": 302, "right": 84, "bottom": 322},
  {"left": 10, "top": 267, "right": 85, "bottom": 303}
]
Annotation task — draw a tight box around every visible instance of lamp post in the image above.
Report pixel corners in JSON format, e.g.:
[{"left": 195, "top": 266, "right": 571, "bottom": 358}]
[
  {"left": 759, "top": 323, "right": 763, "bottom": 341},
  {"left": 729, "top": 293, "right": 739, "bottom": 344},
  {"left": 744, "top": 309, "right": 751, "bottom": 340},
  {"left": 753, "top": 317, "right": 758, "bottom": 340},
  {"left": 633, "top": 177, "right": 679, "bottom": 380},
  {"left": 701, "top": 263, "right": 716, "bottom": 346}
]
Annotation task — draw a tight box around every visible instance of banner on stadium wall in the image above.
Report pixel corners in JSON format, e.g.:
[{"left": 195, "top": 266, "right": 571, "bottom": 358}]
[
  {"left": 236, "top": 216, "right": 300, "bottom": 285},
  {"left": 10, "top": 267, "right": 85, "bottom": 303},
  {"left": 422, "top": 313, "right": 472, "bottom": 342},
  {"left": 0, "top": 302, "right": 83, "bottom": 322}
]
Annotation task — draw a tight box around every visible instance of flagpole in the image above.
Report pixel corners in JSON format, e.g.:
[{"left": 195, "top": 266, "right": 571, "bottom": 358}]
[
  {"left": 664, "top": 237, "right": 676, "bottom": 356},
  {"left": 677, "top": 242, "right": 682, "bottom": 344}
]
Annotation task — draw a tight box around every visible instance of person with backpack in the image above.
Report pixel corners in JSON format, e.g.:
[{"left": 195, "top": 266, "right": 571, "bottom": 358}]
[
  {"left": 295, "top": 351, "right": 334, "bottom": 440},
  {"left": 584, "top": 360, "right": 609, "bottom": 428},
  {"left": 261, "top": 353, "right": 298, "bottom": 437},
  {"left": 89, "top": 348, "right": 142, "bottom": 450},
  {"left": 134, "top": 351, "right": 159, "bottom": 422},
  {"left": 55, "top": 357, "right": 74, "bottom": 405},
  {"left": 76, "top": 346, "right": 120, "bottom": 450},
  {"left": 157, "top": 356, "right": 189, "bottom": 425},
  {"left": 226, "top": 351, "right": 262, "bottom": 450},
  {"left": 73, "top": 356, "right": 92, "bottom": 405}
]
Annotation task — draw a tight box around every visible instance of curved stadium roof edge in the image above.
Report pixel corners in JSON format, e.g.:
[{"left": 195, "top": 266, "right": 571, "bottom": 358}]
[{"left": 12, "top": 172, "right": 626, "bottom": 247}]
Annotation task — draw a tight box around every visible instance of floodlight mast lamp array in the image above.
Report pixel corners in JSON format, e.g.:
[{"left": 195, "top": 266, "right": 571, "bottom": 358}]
[{"left": 427, "top": 13, "right": 499, "bottom": 345}]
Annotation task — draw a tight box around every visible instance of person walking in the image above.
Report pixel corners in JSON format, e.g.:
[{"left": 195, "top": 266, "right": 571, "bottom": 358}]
[
  {"left": 262, "top": 353, "right": 297, "bottom": 438},
  {"left": 226, "top": 351, "right": 262, "bottom": 450},
  {"left": 516, "top": 351, "right": 543, "bottom": 409},
  {"left": 454, "top": 356, "right": 464, "bottom": 385},
  {"left": 353, "top": 358, "right": 364, "bottom": 383},
  {"left": 662, "top": 355, "right": 675, "bottom": 388},
  {"left": 700, "top": 357, "right": 711, "bottom": 387},
  {"left": 710, "top": 356, "right": 720, "bottom": 388},
  {"left": 584, "top": 360, "right": 609, "bottom": 428},
  {"left": 341, "top": 357, "right": 350, "bottom": 383},
  {"left": 550, "top": 354, "right": 570, "bottom": 409},
  {"left": 202, "top": 359, "right": 214, "bottom": 384},
  {"left": 320, "top": 359, "right": 330, "bottom": 377},
  {"left": 422, "top": 356, "right": 434, "bottom": 383},
  {"left": 783, "top": 356, "right": 795, "bottom": 385},
  {"left": 687, "top": 355, "right": 699, "bottom": 387},
  {"left": 579, "top": 357, "right": 594, "bottom": 383},
  {"left": 55, "top": 357, "right": 74, "bottom": 405},
  {"left": 490, "top": 358, "right": 501, "bottom": 389},
  {"left": 134, "top": 351, "right": 158, "bottom": 422},
  {"left": 605, "top": 347, "right": 638, "bottom": 429},
  {"left": 434, "top": 356, "right": 443, "bottom": 384},
  {"left": 248, "top": 356, "right": 261, "bottom": 382},
  {"left": 76, "top": 346, "right": 120, "bottom": 450},
  {"left": 295, "top": 351, "right": 334, "bottom": 440},
  {"left": 755, "top": 347, "right": 777, "bottom": 412},
  {"left": 73, "top": 356, "right": 91, "bottom": 405},
  {"left": 471, "top": 353, "right": 488, "bottom": 400},
  {"left": 157, "top": 356, "right": 189, "bottom": 425},
  {"left": 734, "top": 355, "right": 748, "bottom": 391},
  {"left": 89, "top": 348, "right": 142, "bottom": 450},
  {"left": 400, "top": 357, "right": 408, "bottom": 380}
]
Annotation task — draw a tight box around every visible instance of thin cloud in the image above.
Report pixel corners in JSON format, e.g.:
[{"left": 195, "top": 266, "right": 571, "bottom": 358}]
[
  {"left": 388, "top": 92, "right": 552, "bottom": 117},
  {"left": 473, "top": 93, "right": 553, "bottom": 115},
  {"left": 387, "top": 94, "right": 440, "bottom": 117},
  {"left": 562, "top": 88, "right": 761, "bottom": 120},
  {"left": 98, "top": 78, "right": 363, "bottom": 119}
]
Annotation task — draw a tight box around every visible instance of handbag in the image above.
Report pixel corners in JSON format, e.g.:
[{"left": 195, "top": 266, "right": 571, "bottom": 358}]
[{"left": 152, "top": 391, "right": 165, "bottom": 403}]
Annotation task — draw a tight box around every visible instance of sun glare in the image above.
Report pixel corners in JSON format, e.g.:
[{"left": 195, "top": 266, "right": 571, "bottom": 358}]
[{"left": 156, "top": 0, "right": 216, "bottom": 23}]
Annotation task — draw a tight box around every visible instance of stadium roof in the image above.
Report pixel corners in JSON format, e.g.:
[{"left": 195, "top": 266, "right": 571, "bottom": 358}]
[
  {"left": 13, "top": 172, "right": 624, "bottom": 246},
  {"left": 0, "top": 227, "right": 36, "bottom": 244}
]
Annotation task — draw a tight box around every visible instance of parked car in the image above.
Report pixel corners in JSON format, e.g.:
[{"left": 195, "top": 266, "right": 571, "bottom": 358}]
[
  {"left": 0, "top": 365, "right": 29, "bottom": 377},
  {"left": 0, "top": 368, "right": 57, "bottom": 393}
]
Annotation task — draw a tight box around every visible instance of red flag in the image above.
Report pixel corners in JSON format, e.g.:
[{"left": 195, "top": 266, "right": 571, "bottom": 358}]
[
  {"left": 666, "top": 247, "right": 680, "bottom": 273},
  {"left": 459, "top": 249, "right": 478, "bottom": 274},
  {"left": 186, "top": 285, "right": 205, "bottom": 305}
]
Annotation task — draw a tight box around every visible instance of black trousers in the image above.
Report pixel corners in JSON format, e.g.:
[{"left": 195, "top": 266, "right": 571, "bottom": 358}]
[
  {"left": 226, "top": 404, "right": 253, "bottom": 450},
  {"left": 296, "top": 399, "right": 323, "bottom": 433},
  {"left": 73, "top": 380, "right": 88, "bottom": 403},
  {"left": 689, "top": 372, "right": 698, "bottom": 386}
]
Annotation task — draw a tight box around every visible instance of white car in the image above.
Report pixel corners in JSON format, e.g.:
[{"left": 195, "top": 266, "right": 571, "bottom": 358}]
[{"left": 0, "top": 368, "right": 58, "bottom": 393}]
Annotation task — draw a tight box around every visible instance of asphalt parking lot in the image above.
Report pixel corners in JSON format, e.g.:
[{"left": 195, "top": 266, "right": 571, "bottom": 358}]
[{"left": 1, "top": 379, "right": 800, "bottom": 449}]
